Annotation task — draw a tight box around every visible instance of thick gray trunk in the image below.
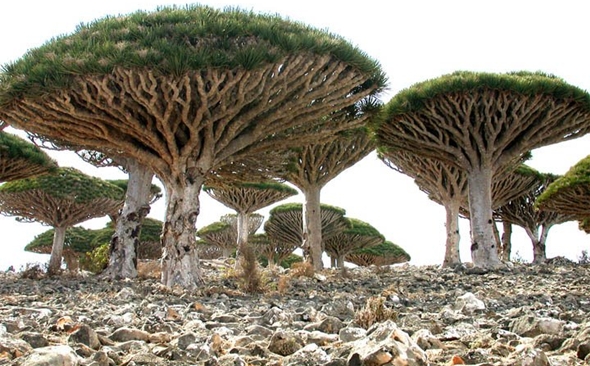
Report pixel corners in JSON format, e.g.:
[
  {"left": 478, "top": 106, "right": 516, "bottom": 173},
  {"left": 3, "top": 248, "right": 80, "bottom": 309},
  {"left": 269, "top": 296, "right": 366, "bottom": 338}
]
[
  {"left": 161, "top": 177, "right": 204, "bottom": 289},
  {"left": 467, "top": 167, "right": 502, "bottom": 268},
  {"left": 48, "top": 226, "right": 66, "bottom": 276},
  {"left": 236, "top": 212, "right": 250, "bottom": 258},
  {"left": 501, "top": 221, "right": 513, "bottom": 261},
  {"left": 303, "top": 185, "right": 323, "bottom": 270},
  {"left": 336, "top": 254, "right": 345, "bottom": 268},
  {"left": 330, "top": 256, "right": 337, "bottom": 268},
  {"left": 104, "top": 163, "right": 153, "bottom": 279},
  {"left": 442, "top": 201, "right": 461, "bottom": 267}
]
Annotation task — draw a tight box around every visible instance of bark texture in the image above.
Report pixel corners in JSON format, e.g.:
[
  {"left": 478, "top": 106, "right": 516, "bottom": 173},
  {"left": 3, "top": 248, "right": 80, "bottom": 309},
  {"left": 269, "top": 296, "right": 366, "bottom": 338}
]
[
  {"left": 48, "top": 227, "right": 66, "bottom": 276},
  {"left": 103, "top": 162, "right": 154, "bottom": 279}
]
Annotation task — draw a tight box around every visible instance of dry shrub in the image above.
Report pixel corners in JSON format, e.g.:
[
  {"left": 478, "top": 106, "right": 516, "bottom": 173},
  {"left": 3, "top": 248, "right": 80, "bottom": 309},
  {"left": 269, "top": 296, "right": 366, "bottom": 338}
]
[
  {"left": 290, "top": 261, "right": 314, "bottom": 278},
  {"left": 277, "top": 275, "right": 290, "bottom": 294},
  {"left": 237, "top": 245, "right": 264, "bottom": 293},
  {"left": 19, "top": 263, "right": 47, "bottom": 280},
  {"left": 354, "top": 295, "right": 397, "bottom": 329}
]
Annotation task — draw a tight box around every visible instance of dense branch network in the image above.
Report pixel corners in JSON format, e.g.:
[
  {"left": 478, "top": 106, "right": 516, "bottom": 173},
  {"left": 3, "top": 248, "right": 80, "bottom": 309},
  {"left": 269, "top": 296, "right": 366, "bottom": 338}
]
[{"left": 0, "top": 131, "right": 57, "bottom": 183}]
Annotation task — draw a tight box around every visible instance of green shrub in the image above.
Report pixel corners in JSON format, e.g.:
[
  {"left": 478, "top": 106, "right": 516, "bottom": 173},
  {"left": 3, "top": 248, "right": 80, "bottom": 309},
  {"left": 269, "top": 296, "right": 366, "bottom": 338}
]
[{"left": 80, "top": 243, "right": 110, "bottom": 273}]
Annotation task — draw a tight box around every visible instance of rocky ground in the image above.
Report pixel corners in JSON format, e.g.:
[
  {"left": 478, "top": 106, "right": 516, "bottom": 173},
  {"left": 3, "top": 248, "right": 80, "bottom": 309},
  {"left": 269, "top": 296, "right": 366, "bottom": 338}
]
[{"left": 1, "top": 257, "right": 589, "bottom": 366}]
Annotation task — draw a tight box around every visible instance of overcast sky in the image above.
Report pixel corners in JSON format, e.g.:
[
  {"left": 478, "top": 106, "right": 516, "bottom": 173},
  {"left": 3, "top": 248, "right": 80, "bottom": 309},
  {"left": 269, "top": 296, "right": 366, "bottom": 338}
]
[{"left": 1, "top": 0, "right": 589, "bottom": 270}]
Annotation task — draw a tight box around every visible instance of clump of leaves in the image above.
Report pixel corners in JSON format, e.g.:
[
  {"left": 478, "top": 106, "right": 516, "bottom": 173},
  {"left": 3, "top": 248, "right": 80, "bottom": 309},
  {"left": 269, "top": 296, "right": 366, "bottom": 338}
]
[
  {"left": 354, "top": 296, "right": 397, "bottom": 329},
  {"left": 79, "top": 243, "right": 109, "bottom": 274},
  {"left": 578, "top": 250, "right": 590, "bottom": 265},
  {"left": 289, "top": 261, "right": 314, "bottom": 278}
]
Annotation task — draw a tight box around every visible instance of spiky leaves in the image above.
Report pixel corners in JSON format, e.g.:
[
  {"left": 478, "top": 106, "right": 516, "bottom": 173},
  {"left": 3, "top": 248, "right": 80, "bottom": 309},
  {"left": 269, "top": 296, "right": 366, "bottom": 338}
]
[
  {"left": 323, "top": 218, "right": 385, "bottom": 268},
  {"left": 345, "top": 241, "right": 411, "bottom": 267},
  {"left": 496, "top": 168, "right": 575, "bottom": 263},
  {"left": 0, "top": 6, "right": 386, "bottom": 288},
  {"left": 197, "top": 221, "right": 236, "bottom": 258},
  {"left": 0, "top": 167, "right": 124, "bottom": 275},
  {"left": 204, "top": 182, "right": 297, "bottom": 214},
  {"left": 264, "top": 203, "right": 348, "bottom": 251},
  {"left": 282, "top": 127, "right": 375, "bottom": 270},
  {"left": 536, "top": 155, "right": 590, "bottom": 218},
  {"left": 376, "top": 71, "right": 590, "bottom": 268},
  {"left": 0, "top": 131, "right": 57, "bottom": 183}
]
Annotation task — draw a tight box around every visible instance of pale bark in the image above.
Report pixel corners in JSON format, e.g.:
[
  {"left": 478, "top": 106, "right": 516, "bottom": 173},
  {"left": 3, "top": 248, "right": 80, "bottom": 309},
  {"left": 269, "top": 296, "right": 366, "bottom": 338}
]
[
  {"left": 526, "top": 225, "right": 552, "bottom": 264},
  {"left": 234, "top": 212, "right": 251, "bottom": 269},
  {"left": 442, "top": 201, "right": 461, "bottom": 267},
  {"left": 303, "top": 185, "right": 323, "bottom": 270},
  {"left": 48, "top": 226, "right": 66, "bottom": 276},
  {"left": 501, "top": 221, "right": 513, "bottom": 261},
  {"left": 161, "top": 176, "right": 204, "bottom": 288},
  {"left": 103, "top": 162, "right": 154, "bottom": 279},
  {"left": 468, "top": 166, "right": 502, "bottom": 267}
]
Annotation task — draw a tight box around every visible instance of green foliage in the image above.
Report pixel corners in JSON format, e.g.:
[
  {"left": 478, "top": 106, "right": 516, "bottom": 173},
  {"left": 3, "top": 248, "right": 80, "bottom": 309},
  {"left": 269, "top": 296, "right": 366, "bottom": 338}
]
[
  {"left": 381, "top": 71, "right": 590, "bottom": 119},
  {"left": 79, "top": 242, "right": 110, "bottom": 273},
  {"left": 0, "top": 167, "right": 124, "bottom": 203},
  {"left": 347, "top": 240, "right": 411, "bottom": 264},
  {"left": 197, "top": 221, "right": 231, "bottom": 236},
  {"left": 0, "top": 131, "right": 57, "bottom": 170},
  {"left": 343, "top": 218, "right": 385, "bottom": 240},
  {"left": 90, "top": 218, "right": 163, "bottom": 250},
  {"left": 25, "top": 226, "right": 98, "bottom": 254},
  {"left": 269, "top": 202, "right": 346, "bottom": 216},
  {"left": 204, "top": 181, "right": 298, "bottom": 195},
  {"left": 279, "top": 253, "right": 303, "bottom": 268},
  {"left": 0, "top": 4, "right": 386, "bottom": 106},
  {"left": 536, "top": 155, "right": 590, "bottom": 207},
  {"left": 107, "top": 179, "right": 162, "bottom": 201}
]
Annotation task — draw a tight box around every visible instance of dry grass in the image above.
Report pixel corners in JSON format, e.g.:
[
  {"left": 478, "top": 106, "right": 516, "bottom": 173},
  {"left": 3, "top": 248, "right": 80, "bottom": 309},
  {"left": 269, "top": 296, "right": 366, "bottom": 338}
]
[
  {"left": 289, "top": 261, "right": 314, "bottom": 278},
  {"left": 354, "top": 295, "right": 397, "bottom": 329}
]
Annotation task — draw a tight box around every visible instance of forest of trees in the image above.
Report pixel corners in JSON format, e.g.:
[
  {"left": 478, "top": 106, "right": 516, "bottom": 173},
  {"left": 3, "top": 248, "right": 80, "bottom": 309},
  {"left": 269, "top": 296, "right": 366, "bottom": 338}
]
[{"left": 1, "top": 5, "right": 589, "bottom": 289}]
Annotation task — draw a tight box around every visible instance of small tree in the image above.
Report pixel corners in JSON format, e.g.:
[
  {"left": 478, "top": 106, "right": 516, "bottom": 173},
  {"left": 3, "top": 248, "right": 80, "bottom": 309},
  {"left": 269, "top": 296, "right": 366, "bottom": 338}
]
[
  {"left": 250, "top": 233, "right": 297, "bottom": 267},
  {"left": 25, "top": 226, "right": 98, "bottom": 271},
  {"left": 0, "top": 131, "right": 57, "bottom": 183},
  {"left": 496, "top": 168, "right": 576, "bottom": 263},
  {"left": 204, "top": 181, "right": 297, "bottom": 261},
  {"left": 323, "top": 217, "right": 385, "bottom": 268},
  {"left": 197, "top": 221, "right": 236, "bottom": 258},
  {"left": 375, "top": 71, "right": 590, "bottom": 268},
  {"left": 345, "top": 241, "right": 411, "bottom": 267},
  {"left": 0, "top": 168, "right": 124, "bottom": 275},
  {"left": 264, "top": 203, "right": 349, "bottom": 258}
]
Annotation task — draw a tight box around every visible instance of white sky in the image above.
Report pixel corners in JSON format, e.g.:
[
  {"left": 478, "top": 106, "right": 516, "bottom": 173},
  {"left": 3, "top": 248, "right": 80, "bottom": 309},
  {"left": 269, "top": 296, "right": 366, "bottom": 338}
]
[{"left": 1, "top": 0, "right": 589, "bottom": 270}]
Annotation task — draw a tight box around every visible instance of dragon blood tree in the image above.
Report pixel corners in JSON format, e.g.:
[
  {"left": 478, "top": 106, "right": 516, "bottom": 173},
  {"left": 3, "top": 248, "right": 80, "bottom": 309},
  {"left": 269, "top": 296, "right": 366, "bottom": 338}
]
[
  {"left": 25, "top": 226, "right": 98, "bottom": 271},
  {"left": 203, "top": 181, "right": 297, "bottom": 260},
  {"left": 0, "top": 5, "right": 385, "bottom": 288},
  {"left": 379, "top": 147, "right": 538, "bottom": 267},
  {"left": 0, "top": 168, "right": 124, "bottom": 275},
  {"left": 536, "top": 155, "right": 590, "bottom": 218},
  {"left": 280, "top": 127, "right": 374, "bottom": 270},
  {"left": 197, "top": 221, "right": 236, "bottom": 258},
  {"left": 375, "top": 71, "right": 590, "bottom": 268},
  {"left": 26, "top": 136, "right": 161, "bottom": 280},
  {"left": 90, "top": 218, "right": 164, "bottom": 260},
  {"left": 264, "top": 202, "right": 349, "bottom": 263},
  {"left": 323, "top": 217, "right": 385, "bottom": 268},
  {"left": 345, "top": 240, "right": 410, "bottom": 267},
  {"left": 495, "top": 167, "right": 575, "bottom": 263},
  {"left": 0, "top": 131, "right": 57, "bottom": 183}
]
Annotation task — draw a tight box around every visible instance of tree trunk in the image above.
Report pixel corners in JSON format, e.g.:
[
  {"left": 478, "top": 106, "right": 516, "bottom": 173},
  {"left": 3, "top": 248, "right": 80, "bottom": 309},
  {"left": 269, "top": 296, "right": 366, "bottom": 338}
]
[
  {"left": 48, "top": 226, "right": 66, "bottom": 276},
  {"left": 330, "top": 256, "right": 337, "bottom": 268},
  {"left": 529, "top": 225, "right": 551, "bottom": 264},
  {"left": 336, "top": 254, "right": 344, "bottom": 268},
  {"left": 442, "top": 201, "right": 461, "bottom": 267},
  {"left": 467, "top": 166, "right": 502, "bottom": 268},
  {"left": 501, "top": 221, "right": 513, "bottom": 261},
  {"left": 235, "top": 212, "right": 250, "bottom": 259},
  {"left": 302, "top": 185, "right": 323, "bottom": 270},
  {"left": 161, "top": 175, "right": 204, "bottom": 289},
  {"left": 104, "top": 162, "right": 153, "bottom": 279}
]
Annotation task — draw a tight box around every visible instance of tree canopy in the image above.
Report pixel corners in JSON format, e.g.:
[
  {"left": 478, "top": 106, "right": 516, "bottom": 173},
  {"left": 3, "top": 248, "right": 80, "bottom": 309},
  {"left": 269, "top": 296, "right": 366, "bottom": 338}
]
[
  {"left": 0, "top": 131, "right": 57, "bottom": 183},
  {"left": 345, "top": 240, "right": 411, "bottom": 267},
  {"left": 323, "top": 217, "right": 385, "bottom": 268}
]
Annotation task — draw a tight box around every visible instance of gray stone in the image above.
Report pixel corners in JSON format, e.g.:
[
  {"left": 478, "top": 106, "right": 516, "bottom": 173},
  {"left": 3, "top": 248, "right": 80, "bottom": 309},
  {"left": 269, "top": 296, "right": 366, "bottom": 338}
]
[
  {"left": 109, "top": 327, "right": 150, "bottom": 342},
  {"left": 510, "top": 315, "right": 565, "bottom": 337},
  {"left": 18, "top": 345, "right": 81, "bottom": 366},
  {"left": 68, "top": 324, "right": 100, "bottom": 350}
]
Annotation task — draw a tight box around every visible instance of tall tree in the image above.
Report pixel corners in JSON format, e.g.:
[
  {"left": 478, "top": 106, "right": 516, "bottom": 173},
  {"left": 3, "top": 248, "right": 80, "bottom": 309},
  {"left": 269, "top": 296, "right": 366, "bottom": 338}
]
[
  {"left": 204, "top": 181, "right": 297, "bottom": 260},
  {"left": 375, "top": 71, "right": 590, "bottom": 268},
  {"left": 495, "top": 168, "right": 575, "bottom": 263},
  {"left": 264, "top": 203, "right": 349, "bottom": 263},
  {"left": 0, "top": 6, "right": 385, "bottom": 288},
  {"left": 323, "top": 217, "right": 385, "bottom": 268},
  {"left": 345, "top": 241, "right": 411, "bottom": 267},
  {"left": 0, "top": 168, "right": 124, "bottom": 275},
  {"left": 0, "top": 131, "right": 57, "bottom": 183},
  {"left": 280, "top": 127, "right": 374, "bottom": 270},
  {"left": 380, "top": 148, "right": 538, "bottom": 267}
]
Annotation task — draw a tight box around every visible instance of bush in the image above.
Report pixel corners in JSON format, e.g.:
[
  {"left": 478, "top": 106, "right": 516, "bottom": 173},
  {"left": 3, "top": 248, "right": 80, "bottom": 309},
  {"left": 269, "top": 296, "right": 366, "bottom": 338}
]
[
  {"left": 578, "top": 250, "right": 590, "bottom": 264},
  {"left": 354, "top": 296, "right": 397, "bottom": 329},
  {"left": 79, "top": 243, "right": 109, "bottom": 273}
]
